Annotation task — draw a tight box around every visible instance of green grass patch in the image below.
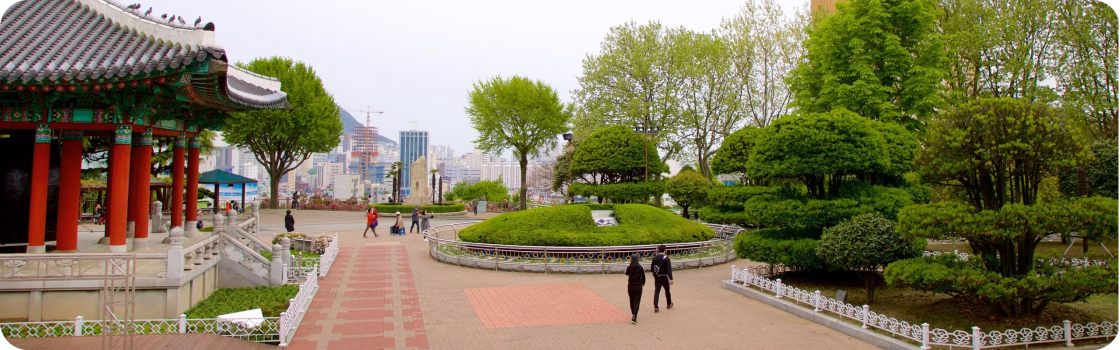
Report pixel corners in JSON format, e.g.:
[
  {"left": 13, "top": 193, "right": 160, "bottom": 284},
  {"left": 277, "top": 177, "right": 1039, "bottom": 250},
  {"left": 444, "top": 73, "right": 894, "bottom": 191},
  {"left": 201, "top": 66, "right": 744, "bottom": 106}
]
[
  {"left": 199, "top": 226, "right": 213, "bottom": 232},
  {"left": 458, "top": 204, "right": 714, "bottom": 246},
  {"left": 259, "top": 249, "right": 321, "bottom": 261},
  {"left": 374, "top": 203, "right": 464, "bottom": 214},
  {"left": 184, "top": 285, "right": 298, "bottom": 318}
]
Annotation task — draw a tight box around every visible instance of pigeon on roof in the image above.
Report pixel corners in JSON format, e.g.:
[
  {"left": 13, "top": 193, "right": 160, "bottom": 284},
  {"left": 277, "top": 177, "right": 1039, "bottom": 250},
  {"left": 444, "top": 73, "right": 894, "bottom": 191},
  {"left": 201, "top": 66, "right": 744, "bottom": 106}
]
[
  {"left": 194, "top": 17, "right": 202, "bottom": 27},
  {"left": 177, "top": 16, "right": 185, "bottom": 24},
  {"left": 144, "top": 7, "right": 152, "bottom": 16}
]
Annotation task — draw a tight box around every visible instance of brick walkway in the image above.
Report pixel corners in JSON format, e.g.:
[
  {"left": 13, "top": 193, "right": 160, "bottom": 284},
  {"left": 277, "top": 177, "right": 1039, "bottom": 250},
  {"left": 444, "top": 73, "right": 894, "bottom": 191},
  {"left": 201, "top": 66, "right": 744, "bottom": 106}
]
[{"left": 281, "top": 217, "right": 877, "bottom": 350}]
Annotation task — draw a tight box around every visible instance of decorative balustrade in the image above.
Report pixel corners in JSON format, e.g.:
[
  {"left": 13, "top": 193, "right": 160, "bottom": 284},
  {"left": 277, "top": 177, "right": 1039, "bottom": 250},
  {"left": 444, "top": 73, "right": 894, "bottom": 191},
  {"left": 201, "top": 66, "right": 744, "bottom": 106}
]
[
  {"left": 422, "top": 222, "right": 744, "bottom": 273},
  {"left": 318, "top": 234, "right": 339, "bottom": 277},
  {"left": 279, "top": 265, "right": 318, "bottom": 346},
  {"left": 219, "top": 233, "right": 271, "bottom": 283},
  {"left": 729, "top": 265, "right": 1117, "bottom": 349},
  {"left": 0, "top": 316, "right": 280, "bottom": 343}
]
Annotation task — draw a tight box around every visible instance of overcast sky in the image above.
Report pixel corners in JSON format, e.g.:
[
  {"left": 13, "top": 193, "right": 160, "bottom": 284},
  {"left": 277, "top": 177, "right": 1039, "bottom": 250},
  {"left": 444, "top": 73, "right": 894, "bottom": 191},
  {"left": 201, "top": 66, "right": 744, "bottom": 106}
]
[{"left": 3, "top": 0, "right": 796, "bottom": 156}]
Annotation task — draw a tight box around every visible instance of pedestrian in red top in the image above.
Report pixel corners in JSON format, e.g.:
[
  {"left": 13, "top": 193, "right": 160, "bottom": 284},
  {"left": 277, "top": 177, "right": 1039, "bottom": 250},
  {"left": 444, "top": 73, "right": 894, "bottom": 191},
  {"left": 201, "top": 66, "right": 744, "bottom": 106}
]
[{"left": 363, "top": 208, "right": 379, "bottom": 238}]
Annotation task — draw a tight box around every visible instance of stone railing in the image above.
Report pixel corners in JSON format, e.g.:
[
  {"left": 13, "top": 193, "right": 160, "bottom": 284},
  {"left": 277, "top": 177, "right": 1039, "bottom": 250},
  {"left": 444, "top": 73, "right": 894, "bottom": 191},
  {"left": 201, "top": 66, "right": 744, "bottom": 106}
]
[
  {"left": 0, "top": 316, "right": 280, "bottom": 342},
  {"left": 422, "top": 221, "right": 743, "bottom": 273},
  {"left": 729, "top": 265, "right": 1117, "bottom": 349}
]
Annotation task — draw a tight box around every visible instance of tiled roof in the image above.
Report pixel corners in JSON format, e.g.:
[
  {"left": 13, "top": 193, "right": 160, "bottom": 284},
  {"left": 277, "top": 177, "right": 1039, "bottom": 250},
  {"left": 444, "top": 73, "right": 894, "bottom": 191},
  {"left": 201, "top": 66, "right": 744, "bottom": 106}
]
[{"left": 0, "top": 0, "right": 289, "bottom": 110}]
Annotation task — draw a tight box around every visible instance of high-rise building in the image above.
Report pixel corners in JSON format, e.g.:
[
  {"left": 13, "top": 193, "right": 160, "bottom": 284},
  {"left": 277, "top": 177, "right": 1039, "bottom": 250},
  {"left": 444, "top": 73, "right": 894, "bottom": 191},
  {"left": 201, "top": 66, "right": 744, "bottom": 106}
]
[
  {"left": 399, "top": 130, "right": 429, "bottom": 193},
  {"left": 429, "top": 145, "right": 454, "bottom": 161},
  {"left": 351, "top": 126, "right": 380, "bottom": 184}
]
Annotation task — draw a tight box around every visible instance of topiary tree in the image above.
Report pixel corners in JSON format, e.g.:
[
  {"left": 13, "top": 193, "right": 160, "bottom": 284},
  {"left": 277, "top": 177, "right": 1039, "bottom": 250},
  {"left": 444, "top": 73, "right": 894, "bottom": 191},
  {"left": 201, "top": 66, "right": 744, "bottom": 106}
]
[
  {"left": 710, "top": 126, "right": 761, "bottom": 184},
  {"left": 817, "top": 213, "right": 921, "bottom": 303},
  {"left": 665, "top": 166, "right": 710, "bottom": 219},
  {"left": 571, "top": 125, "right": 668, "bottom": 184}
]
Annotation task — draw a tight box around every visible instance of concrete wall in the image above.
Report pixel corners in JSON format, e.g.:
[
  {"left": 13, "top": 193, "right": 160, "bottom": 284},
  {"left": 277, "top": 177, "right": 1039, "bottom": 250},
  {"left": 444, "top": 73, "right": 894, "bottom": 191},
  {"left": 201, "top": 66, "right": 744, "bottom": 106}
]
[{"left": 1, "top": 264, "right": 221, "bottom": 321}]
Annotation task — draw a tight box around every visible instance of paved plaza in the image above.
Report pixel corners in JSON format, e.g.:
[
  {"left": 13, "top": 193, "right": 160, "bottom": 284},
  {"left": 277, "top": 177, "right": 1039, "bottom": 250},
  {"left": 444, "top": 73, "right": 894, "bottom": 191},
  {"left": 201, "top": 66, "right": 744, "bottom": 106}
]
[{"left": 256, "top": 209, "right": 875, "bottom": 350}]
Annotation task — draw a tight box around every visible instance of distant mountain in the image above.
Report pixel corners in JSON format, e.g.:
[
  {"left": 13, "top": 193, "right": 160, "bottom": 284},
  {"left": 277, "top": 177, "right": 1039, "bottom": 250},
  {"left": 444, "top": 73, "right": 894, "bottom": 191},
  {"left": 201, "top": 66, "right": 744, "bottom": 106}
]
[{"left": 340, "top": 107, "right": 397, "bottom": 145}]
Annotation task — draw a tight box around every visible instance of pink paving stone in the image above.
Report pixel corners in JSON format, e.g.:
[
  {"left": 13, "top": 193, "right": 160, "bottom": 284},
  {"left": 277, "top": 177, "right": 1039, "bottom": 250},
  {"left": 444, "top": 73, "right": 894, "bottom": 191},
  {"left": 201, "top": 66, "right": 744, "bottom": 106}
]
[{"left": 464, "top": 283, "right": 631, "bottom": 329}]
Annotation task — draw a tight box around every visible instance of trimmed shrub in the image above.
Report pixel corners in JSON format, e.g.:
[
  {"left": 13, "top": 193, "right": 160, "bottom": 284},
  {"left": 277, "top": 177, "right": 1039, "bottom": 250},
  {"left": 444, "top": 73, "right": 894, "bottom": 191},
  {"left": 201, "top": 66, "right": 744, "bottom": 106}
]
[
  {"left": 374, "top": 203, "right": 465, "bottom": 214},
  {"left": 817, "top": 213, "right": 921, "bottom": 302},
  {"left": 458, "top": 204, "right": 715, "bottom": 246},
  {"left": 734, "top": 228, "right": 826, "bottom": 271},
  {"left": 568, "top": 182, "right": 665, "bottom": 203}
]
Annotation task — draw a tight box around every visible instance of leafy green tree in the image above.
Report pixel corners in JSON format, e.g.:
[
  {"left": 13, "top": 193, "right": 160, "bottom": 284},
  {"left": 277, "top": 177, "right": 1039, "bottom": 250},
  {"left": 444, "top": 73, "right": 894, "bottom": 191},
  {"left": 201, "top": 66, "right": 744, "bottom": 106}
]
[
  {"left": 446, "top": 179, "right": 509, "bottom": 202},
  {"left": 747, "top": 109, "right": 888, "bottom": 199},
  {"left": 817, "top": 213, "right": 920, "bottom": 303},
  {"left": 668, "top": 29, "right": 743, "bottom": 179},
  {"left": 225, "top": 57, "right": 342, "bottom": 208},
  {"left": 665, "top": 166, "right": 711, "bottom": 219},
  {"left": 570, "top": 125, "right": 668, "bottom": 185},
  {"left": 1058, "top": 139, "right": 1118, "bottom": 199},
  {"left": 788, "top": 0, "right": 944, "bottom": 130},
  {"left": 719, "top": 0, "right": 809, "bottom": 128},
  {"left": 711, "top": 126, "right": 761, "bottom": 183},
  {"left": 916, "top": 98, "right": 1086, "bottom": 210},
  {"left": 1053, "top": 0, "right": 1118, "bottom": 139},
  {"left": 466, "top": 75, "right": 570, "bottom": 211},
  {"left": 572, "top": 21, "right": 682, "bottom": 162}
]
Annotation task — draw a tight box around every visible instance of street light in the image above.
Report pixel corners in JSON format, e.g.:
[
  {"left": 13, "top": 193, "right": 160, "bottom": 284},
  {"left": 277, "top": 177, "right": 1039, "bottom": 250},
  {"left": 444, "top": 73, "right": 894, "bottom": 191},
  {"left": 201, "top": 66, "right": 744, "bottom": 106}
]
[
  {"left": 632, "top": 125, "right": 660, "bottom": 182},
  {"left": 563, "top": 132, "right": 574, "bottom": 203}
]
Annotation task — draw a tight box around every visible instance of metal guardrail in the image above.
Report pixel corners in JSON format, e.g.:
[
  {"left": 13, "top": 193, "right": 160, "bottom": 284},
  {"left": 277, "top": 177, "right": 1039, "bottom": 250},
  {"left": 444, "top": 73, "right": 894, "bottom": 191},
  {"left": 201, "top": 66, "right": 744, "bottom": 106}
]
[{"left": 422, "top": 221, "right": 746, "bottom": 273}]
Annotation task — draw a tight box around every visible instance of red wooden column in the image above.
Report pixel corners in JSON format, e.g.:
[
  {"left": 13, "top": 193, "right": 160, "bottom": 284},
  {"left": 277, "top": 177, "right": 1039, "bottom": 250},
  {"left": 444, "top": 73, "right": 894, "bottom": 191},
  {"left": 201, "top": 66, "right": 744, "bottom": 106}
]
[
  {"left": 99, "top": 143, "right": 115, "bottom": 244},
  {"left": 27, "top": 124, "right": 51, "bottom": 254},
  {"left": 130, "top": 128, "right": 153, "bottom": 251},
  {"left": 184, "top": 136, "right": 201, "bottom": 237},
  {"left": 170, "top": 133, "right": 186, "bottom": 231},
  {"left": 107, "top": 126, "right": 133, "bottom": 252},
  {"left": 55, "top": 131, "right": 84, "bottom": 252},
  {"left": 127, "top": 136, "right": 141, "bottom": 236}
]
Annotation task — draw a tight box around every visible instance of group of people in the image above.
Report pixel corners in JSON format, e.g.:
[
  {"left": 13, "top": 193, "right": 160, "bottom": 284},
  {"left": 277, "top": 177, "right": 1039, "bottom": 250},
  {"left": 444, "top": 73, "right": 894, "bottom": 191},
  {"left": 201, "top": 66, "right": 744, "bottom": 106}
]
[
  {"left": 624, "top": 244, "right": 675, "bottom": 324},
  {"left": 363, "top": 205, "right": 433, "bottom": 237}
]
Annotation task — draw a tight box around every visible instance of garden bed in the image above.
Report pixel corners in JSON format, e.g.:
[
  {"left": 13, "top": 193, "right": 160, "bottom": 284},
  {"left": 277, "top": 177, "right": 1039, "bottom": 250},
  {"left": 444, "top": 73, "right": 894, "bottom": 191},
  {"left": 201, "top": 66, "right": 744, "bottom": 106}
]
[
  {"left": 458, "top": 204, "right": 715, "bottom": 246},
  {"left": 774, "top": 270, "right": 1118, "bottom": 333},
  {"left": 374, "top": 203, "right": 465, "bottom": 214},
  {"left": 184, "top": 285, "right": 299, "bottom": 318}
]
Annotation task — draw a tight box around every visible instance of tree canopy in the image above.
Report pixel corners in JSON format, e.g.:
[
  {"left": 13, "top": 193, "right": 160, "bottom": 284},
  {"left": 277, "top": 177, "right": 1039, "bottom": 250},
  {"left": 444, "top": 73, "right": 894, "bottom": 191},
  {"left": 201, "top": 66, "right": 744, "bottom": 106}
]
[
  {"left": 788, "top": 0, "right": 944, "bottom": 130},
  {"left": 665, "top": 166, "right": 711, "bottom": 219},
  {"left": 570, "top": 125, "right": 668, "bottom": 185},
  {"left": 445, "top": 179, "right": 509, "bottom": 202},
  {"left": 817, "top": 213, "right": 921, "bottom": 302},
  {"left": 710, "top": 126, "right": 761, "bottom": 183},
  {"left": 225, "top": 57, "right": 342, "bottom": 208},
  {"left": 466, "top": 75, "right": 570, "bottom": 210}
]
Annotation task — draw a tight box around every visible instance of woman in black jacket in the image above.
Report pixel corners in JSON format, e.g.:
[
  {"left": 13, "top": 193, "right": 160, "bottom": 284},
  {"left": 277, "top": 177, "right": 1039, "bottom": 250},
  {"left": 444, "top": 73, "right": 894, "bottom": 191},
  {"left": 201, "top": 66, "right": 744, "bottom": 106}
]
[{"left": 624, "top": 254, "right": 646, "bottom": 324}]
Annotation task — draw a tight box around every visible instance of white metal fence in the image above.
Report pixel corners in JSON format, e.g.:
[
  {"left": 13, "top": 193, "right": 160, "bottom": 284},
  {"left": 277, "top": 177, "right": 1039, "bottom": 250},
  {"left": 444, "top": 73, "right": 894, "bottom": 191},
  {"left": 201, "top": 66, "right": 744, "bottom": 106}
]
[
  {"left": 279, "top": 265, "right": 318, "bottom": 346},
  {"left": 729, "top": 265, "right": 1117, "bottom": 349}
]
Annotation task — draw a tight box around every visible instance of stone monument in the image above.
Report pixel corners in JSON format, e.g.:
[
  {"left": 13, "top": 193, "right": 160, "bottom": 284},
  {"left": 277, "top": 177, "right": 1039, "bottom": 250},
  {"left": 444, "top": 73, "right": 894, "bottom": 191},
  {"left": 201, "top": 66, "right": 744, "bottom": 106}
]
[{"left": 404, "top": 156, "right": 431, "bottom": 205}]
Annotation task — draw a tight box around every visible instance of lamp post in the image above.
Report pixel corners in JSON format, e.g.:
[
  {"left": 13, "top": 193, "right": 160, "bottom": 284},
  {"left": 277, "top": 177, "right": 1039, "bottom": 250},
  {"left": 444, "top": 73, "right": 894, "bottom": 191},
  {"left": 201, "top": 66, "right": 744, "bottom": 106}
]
[
  {"left": 563, "top": 132, "right": 574, "bottom": 203},
  {"left": 632, "top": 126, "right": 660, "bottom": 182}
]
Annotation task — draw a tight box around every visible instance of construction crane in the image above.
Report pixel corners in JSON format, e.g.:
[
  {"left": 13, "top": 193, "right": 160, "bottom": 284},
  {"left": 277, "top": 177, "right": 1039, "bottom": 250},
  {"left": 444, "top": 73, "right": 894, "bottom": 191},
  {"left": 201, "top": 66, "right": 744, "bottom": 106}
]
[{"left": 353, "top": 107, "right": 383, "bottom": 197}]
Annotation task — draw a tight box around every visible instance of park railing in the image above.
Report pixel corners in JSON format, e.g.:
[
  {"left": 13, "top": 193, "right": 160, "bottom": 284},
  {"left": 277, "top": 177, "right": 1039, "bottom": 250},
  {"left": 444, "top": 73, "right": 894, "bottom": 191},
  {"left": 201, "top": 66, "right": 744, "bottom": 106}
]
[
  {"left": 423, "top": 221, "right": 745, "bottom": 273},
  {"left": 1, "top": 264, "right": 320, "bottom": 346},
  {"left": 729, "top": 265, "right": 1117, "bottom": 349}
]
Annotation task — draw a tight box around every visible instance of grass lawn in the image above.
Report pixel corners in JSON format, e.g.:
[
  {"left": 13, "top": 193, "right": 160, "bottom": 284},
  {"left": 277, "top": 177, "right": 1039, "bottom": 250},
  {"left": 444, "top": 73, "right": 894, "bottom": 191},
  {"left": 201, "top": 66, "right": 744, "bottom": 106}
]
[
  {"left": 260, "top": 249, "right": 321, "bottom": 261},
  {"left": 775, "top": 270, "right": 1118, "bottom": 332},
  {"left": 926, "top": 239, "right": 1119, "bottom": 260},
  {"left": 184, "top": 285, "right": 299, "bottom": 318}
]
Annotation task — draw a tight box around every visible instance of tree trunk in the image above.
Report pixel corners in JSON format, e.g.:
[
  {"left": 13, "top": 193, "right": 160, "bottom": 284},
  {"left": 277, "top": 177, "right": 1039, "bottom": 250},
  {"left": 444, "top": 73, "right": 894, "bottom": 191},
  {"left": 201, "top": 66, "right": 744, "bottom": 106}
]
[
  {"left": 681, "top": 203, "right": 690, "bottom": 219},
  {"left": 1078, "top": 166, "right": 1090, "bottom": 254},
  {"left": 268, "top": 169, "right": 282, "bottom": 208},
  {"left": 864, "top": 271, "right": 876, "bottom": 303},
  {"left": 519, "top": 152, "right": 528, "bottom": 211}
]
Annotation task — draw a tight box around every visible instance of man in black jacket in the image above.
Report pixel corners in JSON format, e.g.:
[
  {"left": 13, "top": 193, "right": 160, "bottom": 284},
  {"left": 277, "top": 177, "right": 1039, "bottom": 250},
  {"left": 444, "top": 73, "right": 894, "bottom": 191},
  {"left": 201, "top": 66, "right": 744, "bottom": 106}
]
[{"left": 650, "top": 244, "right": 673, "bottom": 312}]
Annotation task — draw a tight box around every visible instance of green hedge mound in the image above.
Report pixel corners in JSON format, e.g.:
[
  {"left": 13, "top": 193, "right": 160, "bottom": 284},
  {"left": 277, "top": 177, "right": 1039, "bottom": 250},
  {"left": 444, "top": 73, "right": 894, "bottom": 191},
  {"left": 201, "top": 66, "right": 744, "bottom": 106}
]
[
  {"left": 374, "top": 203, "right": 465, "bottom": 214},
  {"left": 458, "top": 204, "right": 715, "bottom": 246}
]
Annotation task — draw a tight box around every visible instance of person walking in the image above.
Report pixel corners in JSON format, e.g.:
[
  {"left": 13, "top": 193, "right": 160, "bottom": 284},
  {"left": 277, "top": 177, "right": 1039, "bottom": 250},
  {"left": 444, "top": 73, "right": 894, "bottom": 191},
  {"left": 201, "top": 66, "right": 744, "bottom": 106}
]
[
  {"left": 410, "top": 206, "right": 421, "bottom": 233},
  {"left": 471, "top": 198, "right": 478, "bottom": 216},
  {"left": 363, "top": 208, "right": 379, "bottom": 238},
  {"left": 93, "top": 204, "right": 103, "bottom": 225},
  {"left": 651, "top": 244, "right": 674, "bottom": 313},
  {"left": 625, "top": 254, "right": 646, "bottom": 324},
  {"left": 419, "top": 210, "right": 433, "bottom": 234},
  {"left": 284, "top": 210, "right": 295, "bottom": 232}
]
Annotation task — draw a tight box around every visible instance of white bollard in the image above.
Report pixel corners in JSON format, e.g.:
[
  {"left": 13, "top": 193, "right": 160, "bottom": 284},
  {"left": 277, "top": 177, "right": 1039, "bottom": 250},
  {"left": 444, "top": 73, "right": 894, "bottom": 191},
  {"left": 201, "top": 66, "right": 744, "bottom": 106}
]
[
  {"left": 775, "top": 279, "right": 783, "bottom": 299},
  {"left": 178, "top": 314, "right": 187, "bottom": 334},
  {"left": 74, "top": 316, "right": 83, "bottom": 336}
]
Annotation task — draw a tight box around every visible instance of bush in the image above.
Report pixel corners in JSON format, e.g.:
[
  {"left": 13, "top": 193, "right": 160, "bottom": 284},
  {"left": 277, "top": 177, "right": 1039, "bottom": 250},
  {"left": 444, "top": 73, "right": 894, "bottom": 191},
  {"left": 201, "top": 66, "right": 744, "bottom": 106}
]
[
  {"left": 184, "top": 285, "right": 298, "bottom": 318},
  {"left": 373, "top": 203, "right": 465, "bottom": 214},
  {"left": 706, "top": 185, "right": 784, "bottom": 205},
  {"left": 733, "top": 228, "right": 826, "bottom": 271},
  {"left": 271, "top": 232, "right": 332, "bottom": 254},
  {"left": 817, "top": 213, "right": 921, "bottom": 302},
  {"left": 563, "top": 203, "right": 616, "bottom": 210},
  {"left": 568, "top": 182, "right": 666, "bottom": 203},
  {"left": 459, "top": 204, "right": 715, "bottom": 246},
  {"left": 885, "top": 255, "right": 1118, "bottom": 318}
]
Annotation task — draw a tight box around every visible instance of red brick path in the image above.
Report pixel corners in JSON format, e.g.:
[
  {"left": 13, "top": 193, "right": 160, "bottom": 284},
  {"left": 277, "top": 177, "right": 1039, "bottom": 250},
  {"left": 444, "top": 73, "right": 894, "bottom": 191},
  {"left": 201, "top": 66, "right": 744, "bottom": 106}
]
[
  {"left": 465, "top": 283, "right": 631, "bottom": 329},
  {"left": 287, "top": 245, "right": 428, "bottom": 350}
]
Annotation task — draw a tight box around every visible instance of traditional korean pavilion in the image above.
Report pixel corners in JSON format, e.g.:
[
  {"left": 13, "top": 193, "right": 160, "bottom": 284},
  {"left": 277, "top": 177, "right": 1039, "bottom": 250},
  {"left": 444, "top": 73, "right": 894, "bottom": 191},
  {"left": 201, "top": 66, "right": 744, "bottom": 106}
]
[{"left": 0, "top": 0, "right": 290, "bottom": 253}]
